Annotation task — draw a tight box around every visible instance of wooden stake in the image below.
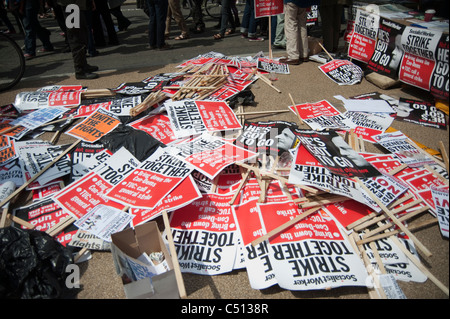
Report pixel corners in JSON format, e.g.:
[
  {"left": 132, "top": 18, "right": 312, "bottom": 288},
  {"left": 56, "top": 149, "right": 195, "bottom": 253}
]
[
  {"left": 162, "top": 210, "right": 187, "bottom": 299},
  {"left": 0, "top": 139, "right": 81, "bottom": 208},
  {"left": 256, "top": 72, "right": 281, "bottom": 93},
  {"left": 288, "top": 93, "right": 304, "bottom": 125},
  {"left": 317, "top": 41, "right": 334, "bottom": 61},
  {"left": 390, "top": 235, "right": 449, "bottom": 296},
  {"left": 439, "top": 140, "right": 449, "bottom": 173},
  {"left": 356, "top": 176, "right": 432, "bottom": 257}
]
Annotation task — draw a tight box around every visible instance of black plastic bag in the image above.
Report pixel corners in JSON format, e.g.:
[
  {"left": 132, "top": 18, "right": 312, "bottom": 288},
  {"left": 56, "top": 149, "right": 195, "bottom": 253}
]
[
  {"left": 0, "top": 227, "right": 75, "bottom": 299},
  {"left": 99, "top": 123, "right": 165, "bottom": 161}
]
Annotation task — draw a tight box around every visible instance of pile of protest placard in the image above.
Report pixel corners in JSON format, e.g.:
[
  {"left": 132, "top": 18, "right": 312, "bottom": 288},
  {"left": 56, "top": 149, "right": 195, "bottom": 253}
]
[{"left": 0, "top": 51, "right": 448, "bottom": 299}]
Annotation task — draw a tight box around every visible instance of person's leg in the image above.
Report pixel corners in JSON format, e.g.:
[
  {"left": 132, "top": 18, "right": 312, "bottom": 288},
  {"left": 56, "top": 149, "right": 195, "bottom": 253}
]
[
  {"left": 284, "top": 3, "right": 299, "bottom": 61},
  {"left": 155, "top": 0, "right": 169, "bottom": 48},
  {"left": 298, "top": 7, "right": 308, "bottom": 61}
]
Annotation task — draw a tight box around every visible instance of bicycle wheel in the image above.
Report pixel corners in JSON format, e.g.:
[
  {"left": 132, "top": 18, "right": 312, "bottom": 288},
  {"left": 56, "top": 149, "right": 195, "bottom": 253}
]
[
  {"left": 0, "top": 33, "right": 25, "bottom": 92},
  {"left": 204, "top": 0, "right": 222, "bottom": 20}
]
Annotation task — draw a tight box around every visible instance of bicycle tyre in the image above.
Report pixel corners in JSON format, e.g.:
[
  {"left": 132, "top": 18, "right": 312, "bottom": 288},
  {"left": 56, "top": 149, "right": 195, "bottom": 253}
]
[
  {"left": 204, "top": 0, "right": 221, "bottom": 20},
  {"left": 0, "top": 32, "right": 25, "bottom": 92}
]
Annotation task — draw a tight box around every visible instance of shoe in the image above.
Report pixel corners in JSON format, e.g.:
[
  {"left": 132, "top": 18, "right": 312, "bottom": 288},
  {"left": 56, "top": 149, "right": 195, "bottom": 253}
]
[
  {"left": 38, "top": 47, "right": 54, "bottom": 53},
  {"left": 119, "top": 21, "right": 131, "bottom": 31},
  {"left": 75, "top": 72, "right": 99, "bottom": 80},
  {"left": 85, "top": 65, "right": 99, "bottom": 73},
  {"left": 302, "top": 57, "right": 309, "bottom": 63},
  {"left": 279, "top": 58, "right": 300, "bottom": 65},
  {"left": 146, "top": 44, "right": 156, "bottom": 50},
  {"left": 248, "top": 36, "right": 264, "bottom": 42},
  {"left": 158, "top": 43, "right": 172, "bottom": 50},
  {"left": 175, "top": 33, "right": 189, "bottom": 40},
  {"left": 241, "top": 33, "right": 248, "bottom": 38},
  {"left": 24, "top": 53, "right": 35, "bottom": 60}
]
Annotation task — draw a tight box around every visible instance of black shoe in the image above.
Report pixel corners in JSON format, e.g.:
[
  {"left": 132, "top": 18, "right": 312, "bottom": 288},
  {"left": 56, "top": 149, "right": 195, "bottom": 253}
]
[
  {"left": 76, "top": 72, "right": 99, "bottom": 80},
  {"left": 158, "top": 43, "right": 172, "bottom": 50},
  {"left": 85, "top": 65, "right": 99, "bottom": 72}
]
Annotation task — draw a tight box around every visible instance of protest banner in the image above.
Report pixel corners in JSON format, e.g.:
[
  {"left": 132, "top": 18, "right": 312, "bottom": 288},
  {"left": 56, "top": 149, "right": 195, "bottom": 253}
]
[
  {"left": 295, "top": 129, "right": 381, "bottom": 178},
  {"left": 105, "top": 147, "right": 194, "bottom": 210},
  {"left": 318, "top": 59, "right": 364, "bottom": 85},
  {"left": 66, "top": 107, "right": 122, "bottom": 143},
  {"left": 14, "top": 90, "right": 82, "bottom": 112},
  {"left": 105, "top": 95, "right": 143, "bottom": 116},
  {"left": 348, "top": 8, "right": 380, "bottom": 64},
  {"left": 128, "top": 113, "right": 176, "bottom": 145},
  {"left": 398, "top": 27, "right": 443, "bottom": 92},
  {"left": 373, "top": 131, "right": 436, "bottom": 168},
  {"left": 290, "top": 100, "right": 356, "bottom": 131},
  {"left": 367, "top": 17, "right": 406, "bottom": 78},
  {"left": 131, "top": 175, "right": 202, "bottom": 226},
  {"left": 257, "top": 202, "right": 369, "bottom": 290},
  {"left": 169, "top": 133, "right": 258, "bottom": 179},
  {"left": 431, "top": 186, "right": 449, "bottom": 238},
  {"left": 165, "top": 100, "right": 242, "bottom": 139},
  {"left": 53, "top": 147, "right": 138, "bottom": 219},
  {"left": 430, "top": 34, "right": 449, "bottom": 100},
  {"left": 323, "top": 199, "right": 374, "bottom": 230},
  {"left": 168, "top": 193, "right": 239, "bottom": 275},
  {"left": 393, "top": 98, "right": 447, "bottom": 130},
  {"left": 0, "top": 138, "right": 17, "bottom": 166},
  {"left": 232, "top": 197, "right": 278, "bottom": 289}
]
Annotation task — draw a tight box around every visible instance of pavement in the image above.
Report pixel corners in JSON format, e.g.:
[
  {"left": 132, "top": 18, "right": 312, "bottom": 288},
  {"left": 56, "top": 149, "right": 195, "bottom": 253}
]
[{"left": 0, "top": 1, "right": 448, "bottom": 303}]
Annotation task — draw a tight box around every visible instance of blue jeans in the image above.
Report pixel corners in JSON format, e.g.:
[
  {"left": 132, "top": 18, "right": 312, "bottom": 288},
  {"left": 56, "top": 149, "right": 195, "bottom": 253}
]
[
  {"left": 219, "top": 0, "right": 235, "bottom": 36},
  {"left": 240, "top": 0, "right": 258, "bottom": 37},
  {"left": 21, "top": 0, "right": 53, "bottom": 55},
  {"left": 146, "top": 0, "right": 168, "bottom": 48}
]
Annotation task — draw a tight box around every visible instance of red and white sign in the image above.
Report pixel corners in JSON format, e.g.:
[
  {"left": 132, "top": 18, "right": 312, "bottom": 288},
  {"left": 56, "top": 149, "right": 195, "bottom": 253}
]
[
  {"left": 254, "top": 0, "right": 283, "bottom": 18},
  {"left": 128, "top": 113, "right": 176, "bottom": 145},
  {"left": 348, "top": 9, "right": 379, "bottom": 63}
]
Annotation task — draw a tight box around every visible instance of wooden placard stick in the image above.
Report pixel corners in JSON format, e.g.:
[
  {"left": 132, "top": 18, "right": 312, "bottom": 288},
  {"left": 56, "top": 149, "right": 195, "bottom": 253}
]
[
  {"left": 5, "top": 213, "right": 35, "bottom": 229},
  {"left": 386, "top": 164, "right": 408, "bottom": 176},
  {"left": 439, "top": 140, "right": 449, "bottom": 173},
  {"left": 46, "top": 216, "right": 76, "bottom": 237},
  {"left": 251, "top": 206, "right": 321, "bottom": 247},
  {"left": 0, "top": 139, "right": 81, "bottom": 208},
  {"left": 256, "top": 72, "right": 281, "bottom": 93},
  {"left": 74, "top": 247, "right": 89, "bottom": 263},
  {"left": 358, "top": 135, "right": 366, "bottom": 152},
  {"left": 355, "top": 177, "right": 432, "bottom": 257},
  {"left": 390, "top": 235, "right": 449, "bottom": 296},
  {"left": 369, "top": 241, "right": 387, "bottom": 274},
  {"left": 317, "top": 41, "right": 334, "bottom": 61},
  {"left": 358, "top": 206, "right": 430, "bottom": 243},
  {"left": 229, "top": 168, "right": 251, "bottom": 205},
  {"left": 288, "top": 93, "right": 304, "bottom": 125},
  {"left": 162, "top": 210, "right": 187, "bottom": 299},
  {"left": 0, "top": 207, "right": 8, "bottom": 228},
  {"left": 356, "top": 211, "right": 435, "bottom": 245},
  {"left": 299, "top": 195, "right": 349, "bottom": 208}
]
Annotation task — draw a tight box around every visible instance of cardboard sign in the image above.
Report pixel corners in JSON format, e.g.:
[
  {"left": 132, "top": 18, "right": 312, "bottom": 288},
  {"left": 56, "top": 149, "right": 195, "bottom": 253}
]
[
  {"left": 367, "top": 17, "right": 406, "bottom": 79},
  {"left": 14, "top": 91, "right": 82, "bottom": 112},
  {"left": 53, "top": 148, "right": 139, "bottom": 219},
  {"left": 232, "top": 197, "right": 278, "bottom": 289},
  {"left": 431, "top": 186, "right": 449, "bottom": 238},
  {"left": 295, "top": 129, "right": 381, "bottom": 178},
  {"left": 343, "top": 111, "right": 394, "bottom": 143},
  {"left": 66, "top": 107, "right": 121, "bottom": 143},
  {"left": 429, "top": 34, "right": 449, "bottom": 100},
  {"left": 288, "top": 145, "right": 378, "bottom": 211},
  {"left": 131, "top": 175, "right": 202, "bottom": 227},
  {"left": 105, "top": 147, "right": 193, "bottom": 210},
  {"left": 165, "top": 100, "right": 242, "bottom": 139},
  {"left": 12, "top": 198, "right": 76, "bottom": 246},
  {"left": 168, "top": 193, "right": 239, "bottom": 275},
  {"left": 373, "top": 131, "right": 436, "bottom": 168},
  {"left": 257, "top": 58, "right": 289, "bottom": 74},
  {"left": 169, "top": 133, "right": 258, "bottom": 179},
  {"left": 11, "top": 106, "right": 67, "bottom": 130},
  {"left": 393, "top": 98, "right": 447, "bottom": 130},
  {"left": 398, "top": 27, "right": 443, "bottom": 92},
  {"left": 128, "top": 113, "right": 176, "bottom": 145},
  {"left": 254, "top": 0, "right": 283, "bottom": 18},
  {"left": 258, "top": 203, "right": 368, "bottom": 290},
  {"left": 348, "top": 8, "right": 379, "bottom": 63},
  {"left": 318, "top": 59, "right": 364, "bottom": 85},
  {"left": 74, "top": 204, "right": 134, "bottom": 242},
  {"left": 290, "top": 100, "right": 356, "bottom": 131}
]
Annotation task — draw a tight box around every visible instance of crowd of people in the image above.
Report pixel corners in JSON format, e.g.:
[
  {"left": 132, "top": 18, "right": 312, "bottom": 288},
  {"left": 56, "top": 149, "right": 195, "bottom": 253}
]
[{"left": 0, "top": 0, "right": 357, "bottom": 79}]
